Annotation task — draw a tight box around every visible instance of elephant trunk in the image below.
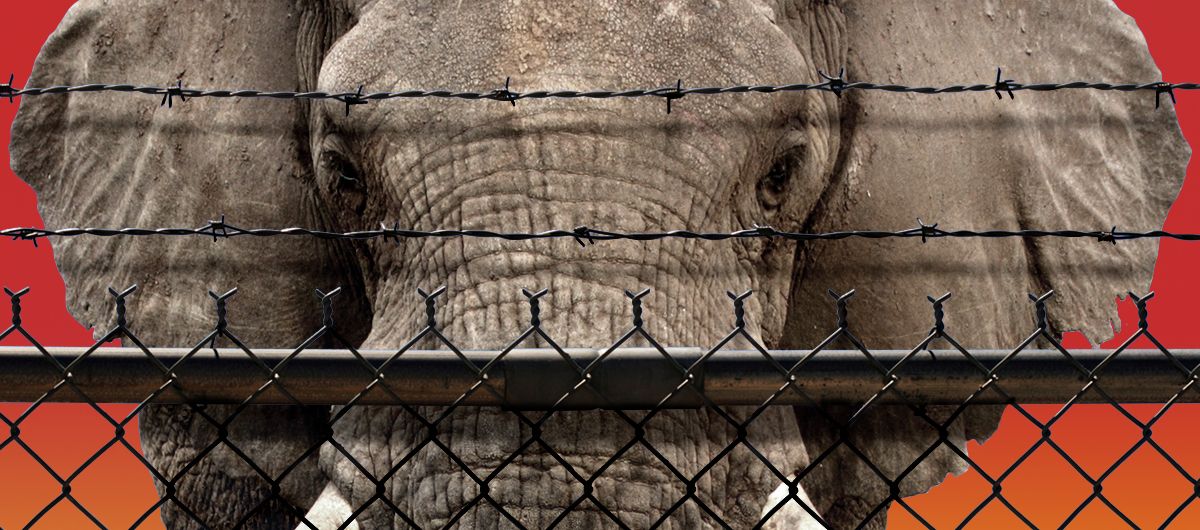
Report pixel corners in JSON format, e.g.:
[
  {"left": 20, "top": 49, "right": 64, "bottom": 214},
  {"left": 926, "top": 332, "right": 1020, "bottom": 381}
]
[
  {"left": 318, "top": 277, "right": 810, "bottom": 528},
  {"left": 311, "top": 130, "right": 814, "bottom": 527}
]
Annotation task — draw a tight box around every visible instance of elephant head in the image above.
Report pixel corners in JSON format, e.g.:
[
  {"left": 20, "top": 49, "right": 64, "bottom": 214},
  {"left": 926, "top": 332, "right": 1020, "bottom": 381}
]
[{"left": 10, "top": 0, "right": 1187, "bottom": 528}]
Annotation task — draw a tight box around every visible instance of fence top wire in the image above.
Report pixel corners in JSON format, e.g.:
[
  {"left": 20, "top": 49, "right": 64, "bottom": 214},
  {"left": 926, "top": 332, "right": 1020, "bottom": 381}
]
[
  {"left": 0, "top": 218, "right": 1190, "bottom": 247},
  {"left": 0, "top": 68, "right": 1191, "bottom": 112}
]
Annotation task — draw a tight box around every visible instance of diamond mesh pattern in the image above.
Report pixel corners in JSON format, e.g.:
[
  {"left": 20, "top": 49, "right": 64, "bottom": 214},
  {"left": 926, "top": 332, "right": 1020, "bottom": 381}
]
[{"left": 1, "top": 285, "right": 1195, "bottom": 529}]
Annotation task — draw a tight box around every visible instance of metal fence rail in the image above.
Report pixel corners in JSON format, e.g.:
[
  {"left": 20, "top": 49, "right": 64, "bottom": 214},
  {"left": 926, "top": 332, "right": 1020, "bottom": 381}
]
[{"left": 2, "top": 347, "right": 1198, "bottom": 406}]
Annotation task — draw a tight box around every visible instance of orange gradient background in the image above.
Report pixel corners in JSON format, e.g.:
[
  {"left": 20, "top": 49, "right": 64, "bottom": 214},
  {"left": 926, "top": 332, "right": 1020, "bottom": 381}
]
[{"left": 3, "top": 1, "right": 1200, "bottom": 528}]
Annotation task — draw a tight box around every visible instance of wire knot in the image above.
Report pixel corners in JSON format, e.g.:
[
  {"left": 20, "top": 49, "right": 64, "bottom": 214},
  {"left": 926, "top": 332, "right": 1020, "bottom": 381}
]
[
  {"left": 491, "top": 77, "right": 519, "bottom": 106},
  {"left": 108, "top": 285, "right": 138, "bottom": 329},
  {"left": 9, "top": 227, "right": 40, "bottom": 247},
  {"left": 207, "top": 214, "right": 230, "bottom": 242},
  {"left": 208, "top": 288, "right": 237, "bottom": 332},
  {"left": 416, "top": 286, "right": 446, "bottom": 328},
  {"left": 1155, "top": 82, "right": 1176, "bottom": 109},
  {"left": 160, "top": 80, "right": 187, "bottom": 108},
  {"left": 381, "top": 221, "right": 400, "bottom": 244},
  {"left": 818, "top": 68, "right": 848, "bottom": 98},
  {"left": 917, "top": 218, "right": 939, "bottom": 243},
  {"left": 625, "top": 288, "right": 650, "bottom": 328},
  {"left": 522, "top": 288, "right": 548, "bottom": 327},
  {"left": 827, "top": 289, "right": 855, "bottom": 329},
  {"left": 5, "top": 287, "right": 30, "bottom": 326},
  {"left": 1128, "top": 291, "right": 1154, "bottom": 330},
  {"left": 994, "top": 68, "right": 1016, "bottom": 100},
  {"left": 1098, "top": 226, "right": 1118, "bottom": 245},
  {"left": 927, "top": 293, "right": 951, "bottom": 335},
  {"left": 663, "top": 79, "right": 685, "bottom": 114},
  {"left": 751, "top": 224, "right": 779, "bottom": 238},
  {"left": 727, "top": 290, "right": 753, "bottom": 329},
  {"left": 572, "top": 226, "right": 594, "bottom": 247},
  {"left": 1027, "top": 290, "right": 1055, "bottom": 330},
  {"left": 207, "top": 288, "right": 237, "bottom": 360},
  {"left": 314, "top": 285, "right": 343, "bottom": 326},
  {"left": 338, "top": 85, "right": 368, "bottom": 116},
  {"left": 1, "top": 73, "right": 15, "bottom": 104}
]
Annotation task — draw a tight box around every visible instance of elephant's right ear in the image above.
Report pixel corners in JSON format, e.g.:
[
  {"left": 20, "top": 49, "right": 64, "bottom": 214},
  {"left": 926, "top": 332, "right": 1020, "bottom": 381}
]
[{"left": 10, "top": 0, "right": 369, "bottom": 344}]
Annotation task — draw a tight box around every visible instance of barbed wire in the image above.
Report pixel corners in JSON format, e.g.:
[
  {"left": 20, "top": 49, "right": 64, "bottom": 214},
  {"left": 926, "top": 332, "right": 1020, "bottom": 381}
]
[
  {"left": 0, "top": 69, "right": 1191, "bottom": 113},
  {"left": 0, "top": 218, "right": 1190, "bottom": 247}
]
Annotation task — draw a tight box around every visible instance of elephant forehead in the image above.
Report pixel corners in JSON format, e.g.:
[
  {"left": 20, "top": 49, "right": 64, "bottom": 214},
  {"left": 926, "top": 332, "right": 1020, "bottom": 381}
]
[{"left": 319, "top": 0, "right": 810, "bottom": 99}]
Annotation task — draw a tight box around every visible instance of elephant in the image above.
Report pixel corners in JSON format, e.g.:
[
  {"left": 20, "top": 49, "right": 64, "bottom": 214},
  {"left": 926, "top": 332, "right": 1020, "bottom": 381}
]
[{"left": 9, "top": 0, "right": 1188, "bottom": 528}]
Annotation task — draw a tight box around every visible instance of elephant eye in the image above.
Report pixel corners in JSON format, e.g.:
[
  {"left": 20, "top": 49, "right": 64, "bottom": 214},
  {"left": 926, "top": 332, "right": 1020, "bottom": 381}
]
[
  {"left": 757, "top": 153, "right": 796, "bottom": 211},
  {"left": 323, "top": 151, "right": 361, "bottom": 188},
  {"left": 320, "top": 149, "right": 368, "bottom": 215}
]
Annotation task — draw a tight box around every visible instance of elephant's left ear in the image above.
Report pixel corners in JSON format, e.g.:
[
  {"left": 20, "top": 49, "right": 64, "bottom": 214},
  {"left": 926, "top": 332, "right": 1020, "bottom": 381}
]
[
  {"left": 10, "top": 0, "right": 370, "bottom": 345},
  {"left": 836, "top": 0, "right": 1189, "bottom": 344}
]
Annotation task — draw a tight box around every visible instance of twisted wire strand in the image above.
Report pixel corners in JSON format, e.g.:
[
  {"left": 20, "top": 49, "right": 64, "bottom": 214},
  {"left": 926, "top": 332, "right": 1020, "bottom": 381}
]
[
  {"left": 1, "top": 74, "right": 1189, "bottom": 246},
  {"left": 1, "top": 75, "right": 1193, "bottom": 107},
  {"left": 0, "top": 222, "right": 1191, "bottom": 246}
]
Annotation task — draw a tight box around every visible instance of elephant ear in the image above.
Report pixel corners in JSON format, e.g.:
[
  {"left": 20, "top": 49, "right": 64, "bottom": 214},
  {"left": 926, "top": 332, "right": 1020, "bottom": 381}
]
[
  {"left": 834, "top": 0, "right": 1187, "bottom": 343},
  {"left": 10, "top": 1, "right": 367, "bottom": 527},
  {"left": 10, "top": 0, "right": 369, "bottom": 343},
  {"left": 776, "top": 0, "right": 1187, "bottom": 527}
]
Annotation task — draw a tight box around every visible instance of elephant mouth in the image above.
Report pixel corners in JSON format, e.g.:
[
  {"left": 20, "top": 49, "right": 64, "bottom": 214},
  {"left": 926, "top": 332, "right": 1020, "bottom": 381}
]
[
  {"left": 323, "top": 240, "right": 799, "bottom": 528},
  {"left": 317, "top": 396, "right": 808, "bottom": 529}
]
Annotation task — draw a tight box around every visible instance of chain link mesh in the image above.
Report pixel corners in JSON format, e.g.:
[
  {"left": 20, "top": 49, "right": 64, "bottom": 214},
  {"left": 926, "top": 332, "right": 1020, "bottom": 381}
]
[{"left": 2, "top": 285, "right": 1196, "bottom": 529}]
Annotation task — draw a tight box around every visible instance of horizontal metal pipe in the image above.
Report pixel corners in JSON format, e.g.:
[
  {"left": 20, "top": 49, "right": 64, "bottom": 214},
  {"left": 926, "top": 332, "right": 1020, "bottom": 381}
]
[{"left": 0, "top": 346, "right": 1195, "bottom": 407}]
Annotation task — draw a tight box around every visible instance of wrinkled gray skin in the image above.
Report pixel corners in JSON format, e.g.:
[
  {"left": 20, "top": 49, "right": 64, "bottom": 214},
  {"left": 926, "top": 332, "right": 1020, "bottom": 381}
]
[{"left": 10, "top": 0, "right": 1188, "bottom": 528}]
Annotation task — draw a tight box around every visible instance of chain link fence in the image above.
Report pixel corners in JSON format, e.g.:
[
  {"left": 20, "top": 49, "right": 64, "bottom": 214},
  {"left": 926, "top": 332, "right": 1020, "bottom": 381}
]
[{"left": 2, "top": 284, "right": 1198, "bottom": 528}]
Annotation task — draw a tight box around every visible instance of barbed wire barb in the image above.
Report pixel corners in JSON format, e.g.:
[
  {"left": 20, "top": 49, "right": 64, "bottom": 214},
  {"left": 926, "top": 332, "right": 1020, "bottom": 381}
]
[
  {"left": 339, "top": 85, "right": 368, "bottom": 115},
  {"left": 1156, "top": 81, "right": 1177, "bottom": 109},
  {"left": 492, "top": 77, "right": 518, "bottom": 107},
  {"left": 2, "top": 73, "right": 15, "bottom": 103},
  {"left": 994, "top": 68, "right": 1016, "bottom": 100},
  {"left": 818, "top": 67, "right": 848, "bottom": 98},
  {"left": 665, "top": 79, "right": 684, "bottom": 113},
  {"left": 160, "top": 80, "right": 186, "bottom": 108}
]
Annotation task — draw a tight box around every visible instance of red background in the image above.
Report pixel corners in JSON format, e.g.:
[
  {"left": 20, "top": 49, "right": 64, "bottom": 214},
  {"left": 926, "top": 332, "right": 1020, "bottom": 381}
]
[{"left": 2, "top": 1, "right": 1199, "bottom": 528}]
